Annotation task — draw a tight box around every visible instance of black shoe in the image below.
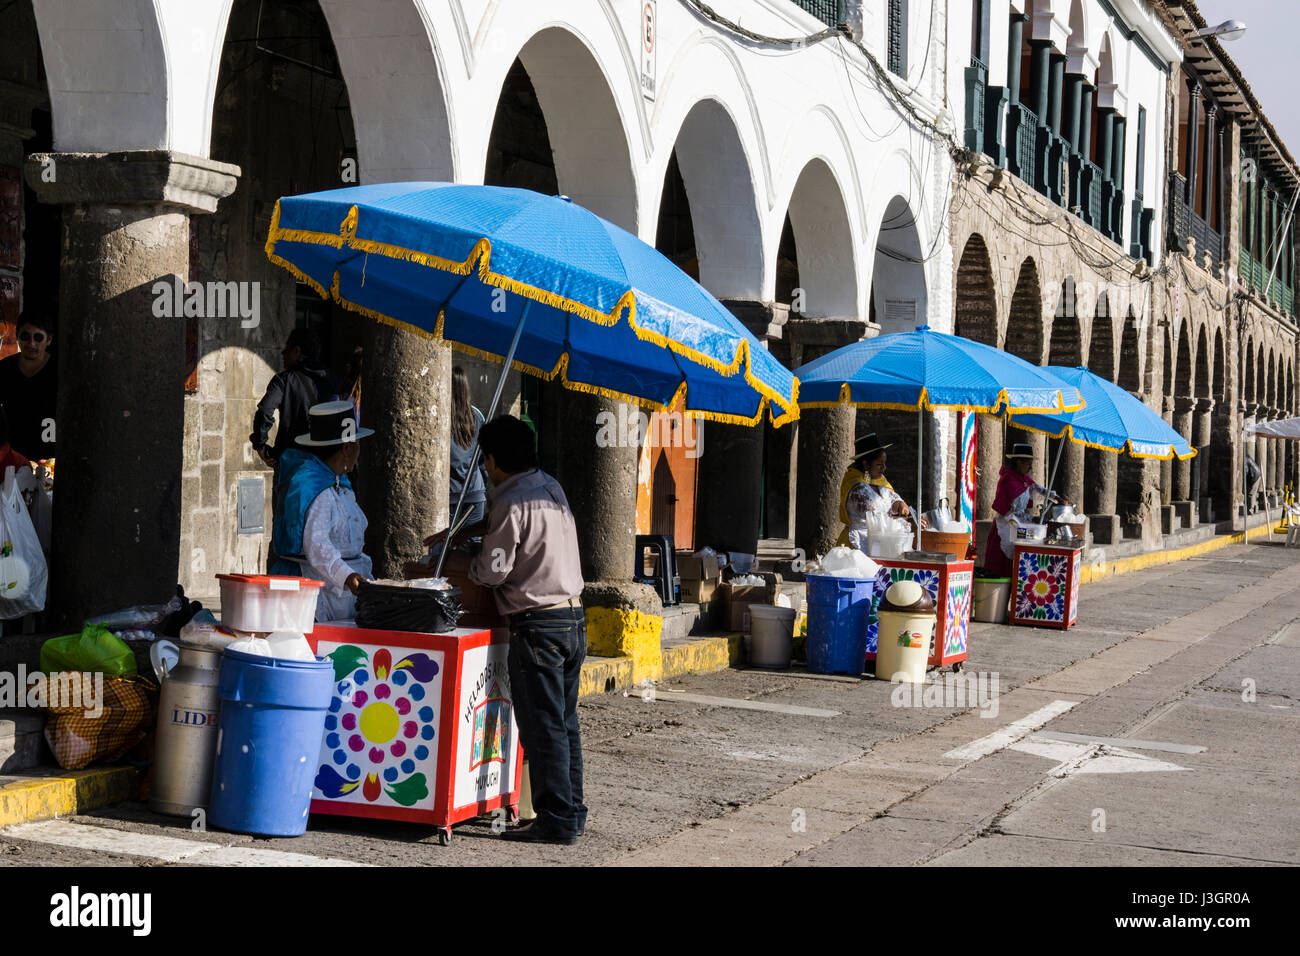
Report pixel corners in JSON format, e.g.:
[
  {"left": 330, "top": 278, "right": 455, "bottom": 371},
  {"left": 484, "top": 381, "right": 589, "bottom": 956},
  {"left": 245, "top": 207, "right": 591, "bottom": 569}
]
[{"left": 500, "top": 822, "right": 578, "bottom": 846}]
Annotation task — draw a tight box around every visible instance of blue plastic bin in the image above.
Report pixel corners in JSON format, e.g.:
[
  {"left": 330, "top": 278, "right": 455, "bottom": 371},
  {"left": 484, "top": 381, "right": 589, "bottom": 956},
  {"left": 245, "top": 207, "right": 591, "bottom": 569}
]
[
  {"left": 208, "top": 648, "right": 333, "bottom": 837},
  {"left": 805, "top": 573, "right": 876, "bottom": 674}
]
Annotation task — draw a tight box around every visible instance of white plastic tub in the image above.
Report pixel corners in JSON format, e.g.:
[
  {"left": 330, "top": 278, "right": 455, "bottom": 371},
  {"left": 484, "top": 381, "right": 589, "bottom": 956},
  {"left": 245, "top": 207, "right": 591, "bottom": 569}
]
[
  {"left": 217, "top": 574, "right": 323, "bottom": 634},
  {"left": 748, "top": 604, "right": 797, "bottom": 669},
  {"left": 867, "top": 531, "right": 912, "bottom": 559}
]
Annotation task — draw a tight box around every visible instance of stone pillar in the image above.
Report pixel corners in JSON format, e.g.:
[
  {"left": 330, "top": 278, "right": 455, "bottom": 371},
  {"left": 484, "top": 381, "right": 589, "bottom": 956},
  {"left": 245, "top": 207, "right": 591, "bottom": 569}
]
[
  {"left": 1048, "top": 53, "right": 1066, "bottom": 134},
  {"left": 357, "top": 326, "right": 451, "bottom": 578},
  {"left": 1194, "top": 397, "right": 1214, "bottom": 521},
  {"left": 1084, "top": 447, "right": 1120, "bottom": 543},
  {"left": 1172, "top": 395, "right": 1195, "bottom": 502},
  {"left": 1079, "top": 84, "right": 1095, "bottom": 159},
  {"left": 1029, "top": 40, "right": 1053, "bottom": 120},
  {"left": 1160, "top": 396, "right": 1174, "bottom": 508},
  {"left": 1063, "top": 74, "right": 1084, "bottom": 152},
  {"left": 24, "top": 151, "right": 239, "bottom": 628},
  {"left": 975, "top": 414, "right": 1002, "bottom": 520},
  {"left": 1185, "top": 84, "right": 1201, "bottom": 204},
  {"left": 1060, "top": 438, "right": 1085, "bottom": 510},
  {"left": 1007, "top": 15, "right": 1028, "bottom": 106},
  {"left": 788, "top": 317, "right": 869, "bottom": 558},
  {"left": 1097, "top": 108, "right": 1116, "bottom": 182},
  {"left": 554, "top": 390, "right": 638, "bottom": 583},
  {"left": 1210, "top": 397, "right": 1235, "bottom": 523},
  {"left": 1201, "top": 107, "right": 1217, "bottom": 219}
]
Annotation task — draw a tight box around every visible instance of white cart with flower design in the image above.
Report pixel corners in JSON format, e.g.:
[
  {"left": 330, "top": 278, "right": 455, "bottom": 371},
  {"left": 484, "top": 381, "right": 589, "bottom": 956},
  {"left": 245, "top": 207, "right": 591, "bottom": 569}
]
[
  {"left": 1009, "top": 541, "right": 1083, "bottom": 629},
  {"left": 866, "top": 556, "right": 973, "bottom": 671},
  {"left": 306, "top": 623, "right": 522, "bottom": 845}
]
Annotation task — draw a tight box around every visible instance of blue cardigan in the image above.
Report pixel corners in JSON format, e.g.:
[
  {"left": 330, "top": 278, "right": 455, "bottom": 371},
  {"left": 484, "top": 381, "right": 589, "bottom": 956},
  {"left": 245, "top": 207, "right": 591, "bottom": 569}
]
[{"left": 271, "top": 449, "right": 352, "bottom": 575}]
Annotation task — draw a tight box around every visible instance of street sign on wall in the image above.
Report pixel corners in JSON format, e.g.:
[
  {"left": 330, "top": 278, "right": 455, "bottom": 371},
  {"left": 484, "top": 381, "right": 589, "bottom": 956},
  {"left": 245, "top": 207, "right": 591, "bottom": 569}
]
[{"left": 639, "top": 0, "right": 657, "bottom": 102}]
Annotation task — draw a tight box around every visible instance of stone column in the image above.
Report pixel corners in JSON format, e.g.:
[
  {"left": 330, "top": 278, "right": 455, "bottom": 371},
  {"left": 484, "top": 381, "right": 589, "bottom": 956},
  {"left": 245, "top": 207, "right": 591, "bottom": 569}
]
[
  {"left": 1172, "top": 395, "right": 1195, "bottom": 502},
  {"left": 1201, "top": 107, "right": 1217, "bottom": 220},
  {"left": 1160, "top": 396, "right": 1174, "bottom": 508},
  {"left": 1084, "top": 447, "right": 1119, "bottom": 543},
  {"left": 357, "top": 326, "right": 451, "bottom": 578},
  {"left": 975, "top": 414, "right": 1002, "bottom": 520},
  {"left": 1185, "top": 84, "right": 1201, "bottom": 205},
  {"left": 1063, "top": 74, "right": 1084, "bottom": 152},
  {"left": 1097, "top": 108, "right": 1116, "bottom": 182},
  {"left": 1029, "top": 40, "right": 1053, "bottom": 120},
  {"left": 1079, "top": 84, "right": 1095, "bottom": 159},
  {"left": 1048, "top": 53, "right": 1066, "bottom": 134},
  {"left": 1194, "top": 397, "right": 1214, "bottom": 521},
  {"left": 788, "top": 318, "right": 868, "bottom": 558},
  {"left": 1060, "top": 437, "right": 1085, "bottom": 511},
  {"left": 1007, "top": 15, "right": 1028, "bottom": 105},
  {"left": 24, "top": 151, "right": 239, "bottom": 628}
]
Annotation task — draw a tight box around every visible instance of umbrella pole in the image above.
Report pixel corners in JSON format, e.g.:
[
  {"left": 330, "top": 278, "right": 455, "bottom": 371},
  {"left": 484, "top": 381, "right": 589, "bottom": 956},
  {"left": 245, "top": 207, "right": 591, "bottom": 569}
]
[
  {"left": 1046, "top": 438, "right": 1065, "bottom": 501},
  {"left": 435, "top": 300, "right": 533, "bottom": 577},
  {"left": 916, "top": 409, "right": 923, "bottom": 550}
]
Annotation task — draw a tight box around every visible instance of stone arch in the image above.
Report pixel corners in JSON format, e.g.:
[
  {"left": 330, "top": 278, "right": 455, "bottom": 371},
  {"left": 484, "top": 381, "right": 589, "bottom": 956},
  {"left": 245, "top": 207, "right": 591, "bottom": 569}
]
[
  {"left": 489, "top": 26, "right": 639, "bottom": 231},
  {"left": 1088, "top": 297, "right": 1116, "bottom": 380},
  {"left": 1006, "top": 257, "right": 1045, "bottom": 364},
  {"left": 1048, "top": 277, "right": 1083, "bottom": 366},
  {"left": 1117, "top": 308, "right": 1141, "bottom": 391},
  {"left": 315, "top": 0, "right": 455, "bottom": 182},
  {"left": 954, "top": 234, "right": 998, "bottom": 346},
  {"left": 657, "top": 97, "right": 764, "bottom": 299},
  {"left": 1194, "top": 326, "right": 1211, "bottom": 399},
  {"left": 1174, "top": 327, "right": 1193, "bottom": 398},
  {"left": 1213, "top": 328, "right": 1225, "bottom": 402},
  {"left": 33, "top": 0, "right": 170, "bottom": 151},
  {"left": 1244, "top": 338, "right": 1255, "bottom": 402},
  {"left": 871, "top": 195, "right": 928, "bottom": 334},
  {"left": 780, "top": 158, "right": 858, "bottom": 319}
]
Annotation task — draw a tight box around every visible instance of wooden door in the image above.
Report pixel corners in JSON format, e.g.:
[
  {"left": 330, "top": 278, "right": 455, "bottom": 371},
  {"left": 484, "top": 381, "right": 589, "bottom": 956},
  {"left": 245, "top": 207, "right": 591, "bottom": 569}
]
[{"left": 634, "top": 399, "right": 699, "bottom": 551}]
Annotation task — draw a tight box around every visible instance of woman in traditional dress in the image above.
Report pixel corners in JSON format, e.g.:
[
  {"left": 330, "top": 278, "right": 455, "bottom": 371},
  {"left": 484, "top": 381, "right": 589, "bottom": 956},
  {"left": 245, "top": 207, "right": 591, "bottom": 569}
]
[
  {"left": 983, "top": 442, "right": 1060, "bottom": 576},
  {"left": 271, "top": 400, "right": 375, "bottom": 621},
  {"left": 838, "top": 433, "right": 915, "bottom": 550}
]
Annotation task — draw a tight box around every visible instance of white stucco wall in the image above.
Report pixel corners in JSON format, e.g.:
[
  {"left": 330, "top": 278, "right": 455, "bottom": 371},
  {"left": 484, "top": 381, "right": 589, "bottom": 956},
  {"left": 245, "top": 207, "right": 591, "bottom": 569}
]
[{"left": 30, "top": 0, "right": 956, "bottom": 327}]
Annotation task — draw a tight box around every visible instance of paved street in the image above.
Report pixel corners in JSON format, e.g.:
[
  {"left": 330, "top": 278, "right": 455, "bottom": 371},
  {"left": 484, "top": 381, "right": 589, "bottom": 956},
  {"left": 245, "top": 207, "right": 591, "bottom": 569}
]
[{"left": 3, "top": 541, "right": 1298, "bottom": 867}]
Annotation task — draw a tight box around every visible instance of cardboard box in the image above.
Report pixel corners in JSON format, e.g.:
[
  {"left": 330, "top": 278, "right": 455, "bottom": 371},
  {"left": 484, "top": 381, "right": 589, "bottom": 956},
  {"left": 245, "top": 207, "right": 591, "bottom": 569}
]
[
  {"left": 720, "top": 577, "right": 780, "bottom": 633},
  {"left": 679, "top": 578, "right": 717, "bottom": 604},
  {"left": 675, "top": 552, "right": 721, "bottom": 582}
]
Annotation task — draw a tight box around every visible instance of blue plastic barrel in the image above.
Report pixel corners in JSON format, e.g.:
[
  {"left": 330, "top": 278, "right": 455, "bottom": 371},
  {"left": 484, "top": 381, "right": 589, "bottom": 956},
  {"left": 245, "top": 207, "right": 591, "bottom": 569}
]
[
  {"left": 207, "top": 648, "right": 333, "bottom": 837},
  {"left": 805, "top": 574, "right": 876, "bottom": 674}
]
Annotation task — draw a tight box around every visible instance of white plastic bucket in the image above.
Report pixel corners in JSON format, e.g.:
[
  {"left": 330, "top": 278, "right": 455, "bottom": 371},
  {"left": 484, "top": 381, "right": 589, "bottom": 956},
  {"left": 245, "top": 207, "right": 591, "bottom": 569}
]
[
  {"left": 972, "top": 578, "right": 1011, "bottom": 623},
  {"left": 748, "top": 604, "right": 797, "bottom": 669},
  {"left": 217, "top": 574, "right": 323, "bottom": 634}
]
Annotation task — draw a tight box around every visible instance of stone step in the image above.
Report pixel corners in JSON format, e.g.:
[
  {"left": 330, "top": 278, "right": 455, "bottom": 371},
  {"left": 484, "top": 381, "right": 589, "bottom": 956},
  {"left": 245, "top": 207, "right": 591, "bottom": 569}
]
[{"left": 0, "top": 710, "right": 49, "bottom": 773}]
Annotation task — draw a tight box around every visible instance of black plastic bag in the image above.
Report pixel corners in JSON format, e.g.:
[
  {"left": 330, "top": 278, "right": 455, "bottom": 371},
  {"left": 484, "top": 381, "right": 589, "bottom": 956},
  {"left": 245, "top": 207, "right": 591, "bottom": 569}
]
[{"left": 355, "top": 582, "right": 463, "bottom": 633}]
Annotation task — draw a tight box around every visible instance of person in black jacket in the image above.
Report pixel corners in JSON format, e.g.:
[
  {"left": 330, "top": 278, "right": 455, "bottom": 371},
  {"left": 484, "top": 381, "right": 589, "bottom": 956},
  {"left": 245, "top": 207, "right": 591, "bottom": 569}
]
[{"left": 250, "top": 328, "right": 340, "bottom": 467}]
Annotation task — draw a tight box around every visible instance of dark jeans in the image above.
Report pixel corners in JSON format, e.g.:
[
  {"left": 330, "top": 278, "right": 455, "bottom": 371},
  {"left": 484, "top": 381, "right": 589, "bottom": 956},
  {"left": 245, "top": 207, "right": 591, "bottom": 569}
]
[{"left": 508, "top": 606, "right": 587, "bottom": 837}]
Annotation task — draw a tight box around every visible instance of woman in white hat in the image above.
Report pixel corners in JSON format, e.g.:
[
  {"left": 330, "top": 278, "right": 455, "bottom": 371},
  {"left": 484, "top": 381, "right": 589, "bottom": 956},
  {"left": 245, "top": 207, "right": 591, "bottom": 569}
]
[{"left": 270, "top": 400, "right": 375, "bottom": 621}]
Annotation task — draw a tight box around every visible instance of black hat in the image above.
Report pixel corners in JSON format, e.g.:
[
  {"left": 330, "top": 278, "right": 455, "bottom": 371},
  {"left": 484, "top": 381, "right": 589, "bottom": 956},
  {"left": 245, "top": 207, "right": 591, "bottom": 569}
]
[
  {"left": 296, "top": 400, "right": 374, "bottom": 446},
  {"left": 1005, "top": 442, "right": 1034, "bottom": 460},
  {"left": 852, "top": 432, "right": 892, "bottom": 463}
]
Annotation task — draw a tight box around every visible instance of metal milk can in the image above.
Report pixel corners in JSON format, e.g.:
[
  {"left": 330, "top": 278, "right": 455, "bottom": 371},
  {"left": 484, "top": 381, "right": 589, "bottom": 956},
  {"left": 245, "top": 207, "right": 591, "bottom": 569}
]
[{"left": 149, "top": 640, "right": 223, "bottom": 817}]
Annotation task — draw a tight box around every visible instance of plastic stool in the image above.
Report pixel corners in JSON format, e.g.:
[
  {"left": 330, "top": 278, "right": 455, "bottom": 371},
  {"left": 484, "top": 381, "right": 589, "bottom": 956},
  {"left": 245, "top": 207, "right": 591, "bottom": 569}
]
[{"left": 634, "top": 534, "right": 679, "bottom": 606}]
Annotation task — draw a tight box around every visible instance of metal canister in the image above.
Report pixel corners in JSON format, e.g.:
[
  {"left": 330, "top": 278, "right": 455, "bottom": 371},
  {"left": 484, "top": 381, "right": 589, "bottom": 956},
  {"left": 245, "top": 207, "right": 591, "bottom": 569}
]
[{"left": 150, "top": 641, "right": 223, "bottom": 817}]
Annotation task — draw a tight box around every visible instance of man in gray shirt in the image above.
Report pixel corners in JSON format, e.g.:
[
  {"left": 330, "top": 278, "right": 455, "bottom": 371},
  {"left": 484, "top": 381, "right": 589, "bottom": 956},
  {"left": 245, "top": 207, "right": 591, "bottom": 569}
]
[{"left": 465, "top": 415, "right": 587, "bottom": 845}]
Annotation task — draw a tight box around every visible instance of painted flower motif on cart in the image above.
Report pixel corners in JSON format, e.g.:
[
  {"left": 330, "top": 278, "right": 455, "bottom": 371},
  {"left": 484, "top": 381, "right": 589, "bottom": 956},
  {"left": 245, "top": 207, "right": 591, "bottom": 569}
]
[
  {"left": 1015, "top": 552, "right": 1066, "bottom": 621},
  {"left": 314, "top": 645, "right": 440, "bottom": 806},
  {"left": 946, "top": 574, "right": 972, "bottom": 657}
]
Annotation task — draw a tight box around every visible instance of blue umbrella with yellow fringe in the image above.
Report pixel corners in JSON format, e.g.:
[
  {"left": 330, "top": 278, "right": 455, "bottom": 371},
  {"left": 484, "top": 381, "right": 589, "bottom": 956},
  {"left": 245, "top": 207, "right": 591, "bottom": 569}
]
[
  {"left": 794, "top": 325, "right": 1084, "bottom": 546},
  {"left": 265, "top": 182, "right": 799, "bottom": 570}
]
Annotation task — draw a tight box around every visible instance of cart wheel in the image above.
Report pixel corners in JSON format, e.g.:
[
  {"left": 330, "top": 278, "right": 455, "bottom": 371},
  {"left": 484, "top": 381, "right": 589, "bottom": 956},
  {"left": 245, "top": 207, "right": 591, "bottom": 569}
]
[
  {"left": 507, "top": 805, "right": 520, "bottom": 825},
  {"left": 951, "top": 661, "right": 963, "bottom": 673},
  {"left": 438, "top": 827, "right": 452, "bottom": 847}
]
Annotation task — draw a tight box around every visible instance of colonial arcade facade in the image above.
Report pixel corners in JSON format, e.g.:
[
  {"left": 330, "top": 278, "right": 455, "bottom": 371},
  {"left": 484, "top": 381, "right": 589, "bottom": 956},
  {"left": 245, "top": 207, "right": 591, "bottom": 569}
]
[{"left": 2, "top": 0, "right": 958, "bottom": 620}]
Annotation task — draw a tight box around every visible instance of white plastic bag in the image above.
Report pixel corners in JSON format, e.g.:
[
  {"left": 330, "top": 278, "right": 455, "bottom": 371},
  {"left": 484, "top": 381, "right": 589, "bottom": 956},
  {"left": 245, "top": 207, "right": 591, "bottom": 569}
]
[
  {"left": 0, "top": 467, "right": 48, "bottom": 619},
  {"left": 266, "top": 631, "right": 316, "bottom": 662},
  {"left": 227, "top": 635, "right": 274, "bottom": 658},
  {"left": 819, "top": 546, "right": 880, "bottom": 579}
]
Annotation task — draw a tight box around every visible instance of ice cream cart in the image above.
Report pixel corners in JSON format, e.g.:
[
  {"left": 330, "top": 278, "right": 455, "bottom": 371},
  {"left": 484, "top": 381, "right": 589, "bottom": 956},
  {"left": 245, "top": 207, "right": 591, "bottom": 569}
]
[
  {"left": 306, "top": 624, "right": 522, "bottom": 845},
  {"left": 867, "top": 554, "right": 973, "bottom": 670},
  {"left": 1010, "top": 541, "right": 1083, "bottom": 629}
]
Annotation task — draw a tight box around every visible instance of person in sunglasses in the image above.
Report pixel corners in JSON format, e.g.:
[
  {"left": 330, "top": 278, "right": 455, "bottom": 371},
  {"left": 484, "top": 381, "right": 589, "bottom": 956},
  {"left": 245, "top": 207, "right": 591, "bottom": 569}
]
[{"left": 0, "top": 315, "right": 57, "bottom": 461}]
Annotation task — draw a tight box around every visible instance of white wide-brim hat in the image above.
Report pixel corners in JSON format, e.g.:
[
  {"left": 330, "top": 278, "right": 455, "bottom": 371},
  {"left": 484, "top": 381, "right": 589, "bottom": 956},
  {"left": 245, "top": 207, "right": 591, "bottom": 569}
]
[{"left": 296, "top": 400, "right": 375, "bottom": 446}]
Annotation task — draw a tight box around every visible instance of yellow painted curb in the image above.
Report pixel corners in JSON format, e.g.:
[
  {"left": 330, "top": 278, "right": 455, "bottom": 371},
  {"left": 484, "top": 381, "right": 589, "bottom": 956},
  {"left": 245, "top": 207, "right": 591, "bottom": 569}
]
[
  {"left": 578, "top": 656, "right": 634, "bottom": 698},
  {"left": 0, "top": 766, "right": 142, "bottom": 828},
  {"left": 661, "top": 637, "right": 732, "bottom": 680},
  {"left": 584, "top": 606, "right": 663, "bottom": 683},
  {"left": 1079, "top": 530, "right": 1248, "bottom": 584}
]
